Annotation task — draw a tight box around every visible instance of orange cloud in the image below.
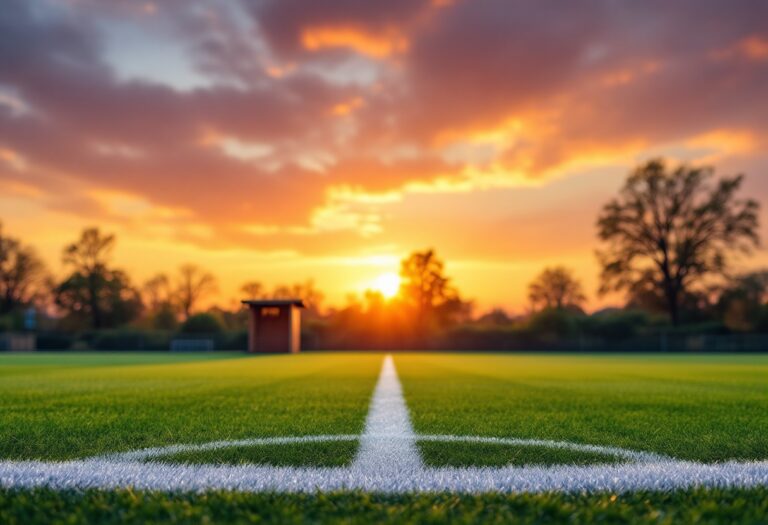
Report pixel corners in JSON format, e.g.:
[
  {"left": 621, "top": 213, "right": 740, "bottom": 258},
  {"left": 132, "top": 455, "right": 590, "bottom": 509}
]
[
  {"left": 599, "top": 60, "right": 662, "bottom": 87},
  {"left": 301, "top": 26, "right": 408, "bottom": 57},
  {"left": 712, "top": 35, "right": 768, "bottom": 62},
  {"left": 740, "top": 35, "right": 768, "bottom": 60},
  {"left": 331, "top": 96, "right": 364, "bottom": 116}
]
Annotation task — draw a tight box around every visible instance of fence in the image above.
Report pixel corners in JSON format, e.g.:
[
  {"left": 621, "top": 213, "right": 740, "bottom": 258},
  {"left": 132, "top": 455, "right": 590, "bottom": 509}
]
[
  {"left": 0, "top": 333, "right": 36, "bottom": 351},
  {"left": 27, "top": 331, "right": 248, "bottom": 351},
  {"left": 8, "top": 330, "right": 768, "bottom": 352},
  {"left": 435, "top": 331, "right": 768, "bottom": 353}
]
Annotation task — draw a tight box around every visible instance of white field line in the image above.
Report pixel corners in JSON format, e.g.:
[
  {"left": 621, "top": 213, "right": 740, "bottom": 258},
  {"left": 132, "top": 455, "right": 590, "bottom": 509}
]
[
  {"left": 2, "top": 458, "right": 768, "bottom": 494},
  {"left": 1, "top": 354, "right": 768, "bottom": 494},
  {"left": 351, "top": 355, "right": 423, "bottom": 477}
]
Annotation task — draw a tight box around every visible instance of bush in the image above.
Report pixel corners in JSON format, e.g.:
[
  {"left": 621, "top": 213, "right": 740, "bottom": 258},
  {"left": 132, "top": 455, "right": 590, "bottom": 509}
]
[
  {"left": 218, "top": 330, "right": 248, "bottom": 350},
  {"left": 665, "top": 321, "right": 731, "bottom": 336},
  {"left": 581, "top": 310, "right": 651, "bottom": 340},
  {"left": 35, "top": 333, "right": 74, "bottom": 350},
  {"left": 526, "top": 308, "right": 581, "bottom": 339},
  {"left": 151, "top": 303, "right": 179, "bottom": 331},
  {"left": 180, "top": 313, "right": 224, "bottom": 334}
]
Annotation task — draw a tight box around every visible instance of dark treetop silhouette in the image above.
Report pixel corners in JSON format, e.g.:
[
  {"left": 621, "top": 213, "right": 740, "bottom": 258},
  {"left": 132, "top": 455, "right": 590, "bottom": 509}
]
[{"left": 597, "top": 159, "right": 760, "bottom": 326}]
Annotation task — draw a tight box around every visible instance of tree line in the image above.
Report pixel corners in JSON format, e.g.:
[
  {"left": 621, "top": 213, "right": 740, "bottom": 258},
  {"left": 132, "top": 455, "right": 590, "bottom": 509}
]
[{"left": 0, "top": 158, "right": 764, "bottom": 343}]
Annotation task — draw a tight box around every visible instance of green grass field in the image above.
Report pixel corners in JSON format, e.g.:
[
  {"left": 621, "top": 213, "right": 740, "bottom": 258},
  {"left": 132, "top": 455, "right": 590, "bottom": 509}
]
[{"left": 1, "top": 351, "right": 767, "bottom": 524}]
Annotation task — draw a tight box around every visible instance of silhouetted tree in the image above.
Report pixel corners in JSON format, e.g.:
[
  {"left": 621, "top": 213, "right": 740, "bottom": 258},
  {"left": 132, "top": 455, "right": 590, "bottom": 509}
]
[
  {"left": 55, "top": 269, "right": 142, "bottom": 329},
  {"left": 55, "top": 228, "right": 141, "bottom": 329},
  {"left": 175, "top": 264, "right": 217, "bottom": 320},
  {"left": 624, "top": 268, "right": 713, "bottom": 322},
  {"left": 142, "top": 273, "right": 177, "bottom": 330},
  {"left": 143, "top": 273, "right": 171, "bottom": 311},
  {"left": 0, "top": 222, "right": 47, "bottom": 314},
  {"left": 528, "top": 266, "right": 585, "bottom": 311},
  {"left": 272, "top": 280, "right": 324, "bottom": 317},
  {"left": 597, "top": 159, "right": 759, "bottom": 325},
  {"left": 240, "top": 281, "right": 264, "bottom": 300},
  {"left": 400, "top": 249, "right": 464, "bottom": 329},
  {"left": 475, "top": 308, "right": 513, "bottom": 327}
]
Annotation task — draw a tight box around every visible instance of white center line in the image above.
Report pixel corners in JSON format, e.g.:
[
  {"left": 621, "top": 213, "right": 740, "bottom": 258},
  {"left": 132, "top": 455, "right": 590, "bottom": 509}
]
[{"left": 351, "top": 354, "right": 424, "bottom": 475}]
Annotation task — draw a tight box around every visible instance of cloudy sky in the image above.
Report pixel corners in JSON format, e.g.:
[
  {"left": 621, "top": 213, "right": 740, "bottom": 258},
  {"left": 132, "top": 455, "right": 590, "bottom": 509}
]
[{"left": 1, "top": 0, "right": 767, "bottom": 312}]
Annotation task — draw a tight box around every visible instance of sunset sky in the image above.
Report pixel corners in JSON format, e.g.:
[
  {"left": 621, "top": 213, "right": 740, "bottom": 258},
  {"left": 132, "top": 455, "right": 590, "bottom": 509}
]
[{"left": 1, "top": 0, "right": 768, "bottom": 313}]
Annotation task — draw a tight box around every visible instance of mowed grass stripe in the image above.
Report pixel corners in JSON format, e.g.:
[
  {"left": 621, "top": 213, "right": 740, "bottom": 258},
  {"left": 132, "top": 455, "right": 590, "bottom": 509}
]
[
  {"left": 395, "top": 353, "right": 768, "bottom": 463},
  {"left": 0, "top": 352, "right": 383, "bottom": 462}
]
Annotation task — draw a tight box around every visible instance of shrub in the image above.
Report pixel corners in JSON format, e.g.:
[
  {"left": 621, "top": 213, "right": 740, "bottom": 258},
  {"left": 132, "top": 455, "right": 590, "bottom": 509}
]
[
  {"left": 35, "top": 333, "right": 74, "bottom": 350},
  {"left": 180, "top": 313, "right": 224, "bottom": 334},
  {"left": 526, "top": 308, "right": 581, "bottom": 339}
]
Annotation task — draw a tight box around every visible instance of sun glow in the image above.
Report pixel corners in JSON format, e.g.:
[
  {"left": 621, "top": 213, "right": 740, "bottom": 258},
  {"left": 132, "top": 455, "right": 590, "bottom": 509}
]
[{"left": 372, "top": 272, "right": 401, "bottom": 299}]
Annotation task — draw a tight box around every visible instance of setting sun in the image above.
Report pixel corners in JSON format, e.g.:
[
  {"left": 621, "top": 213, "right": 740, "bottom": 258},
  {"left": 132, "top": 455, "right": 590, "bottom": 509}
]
[{"left": 372, "top": 272, "right": 401, "bottom": 299}]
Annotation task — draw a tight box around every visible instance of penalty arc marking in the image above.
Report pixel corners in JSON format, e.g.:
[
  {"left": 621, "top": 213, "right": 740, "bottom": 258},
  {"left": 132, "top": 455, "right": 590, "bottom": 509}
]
[{"left": 2, "top": 355, "right": 768, "bottom": 493}]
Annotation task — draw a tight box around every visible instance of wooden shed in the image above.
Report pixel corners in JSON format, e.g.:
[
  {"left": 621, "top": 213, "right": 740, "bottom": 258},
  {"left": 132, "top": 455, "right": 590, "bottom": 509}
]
[{"left": 241, "top": 299, "right": 304, "bottom": 353}]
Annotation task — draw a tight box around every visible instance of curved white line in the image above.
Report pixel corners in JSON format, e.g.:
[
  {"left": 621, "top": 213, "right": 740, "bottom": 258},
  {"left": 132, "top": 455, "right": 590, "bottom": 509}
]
[{"left": 2, "top": 458, "right": 768, "bottom": 494}]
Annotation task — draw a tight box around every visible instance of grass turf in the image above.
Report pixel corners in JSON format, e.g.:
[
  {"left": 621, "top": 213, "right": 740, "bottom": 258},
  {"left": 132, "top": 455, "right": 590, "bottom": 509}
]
[
  {"left": 2, "top": 351, "right": 768, "bottom": 522},
  {"left": 2, "top": 488, "right": 768, "bottom": 524},
  {"left": 0, "top": 352, "right": 382, "bottom": 462},
  {"left": 152, "top": 440, "right": 358, "bottom": 467},
  {"left": 394, "top": 353, "right": 768, "bottom": 464},
  {"left": 417, "top": 441, "right": 620, "bottom": 467}
]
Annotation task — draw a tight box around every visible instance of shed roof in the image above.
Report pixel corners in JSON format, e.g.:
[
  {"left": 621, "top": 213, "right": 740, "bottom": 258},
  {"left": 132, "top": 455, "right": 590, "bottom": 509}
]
[{"left": 241, "top": 299, "right": 305, "bottom": 308}]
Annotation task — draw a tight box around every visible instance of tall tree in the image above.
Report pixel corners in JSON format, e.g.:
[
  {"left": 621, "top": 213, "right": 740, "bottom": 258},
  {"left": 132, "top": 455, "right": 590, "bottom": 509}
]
[
  {"left": 142, "top": 273, "right": 177, "bottom": 330},
  {"left": 175, "top": 264, "right": 217, "bottom": 320},
  {"left": 597, "top": 159, "right": 760, "bottom": 325},
  {"left": 400, "top": 249, "right": 462, "bottom": 328},
  {"left": 0, "top": 222, "right": 47, "bottom": 314},
  {"left": 56, "top": 228, "right": 141, "bottom": 329},
  {"left": 528, "top": 266, "right": 585, "bottom": 311},
  {"left": 55, "top": 269, "right": 142, "bottom": 329},
  {"left": 59, "top": 227, "right": 115, "bottom": 329}
]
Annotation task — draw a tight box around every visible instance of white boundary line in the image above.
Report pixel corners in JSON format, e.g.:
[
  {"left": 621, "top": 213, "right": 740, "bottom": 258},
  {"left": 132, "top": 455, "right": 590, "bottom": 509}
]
[
  {"left": 351, "top": 355, "right": 423, "bottom": 475},
  {"left": 1, "top": 354, "right": 768, "bottom": 494},
  {"left": 2, "top": 449, "right": 768, "bottom": 494}
]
